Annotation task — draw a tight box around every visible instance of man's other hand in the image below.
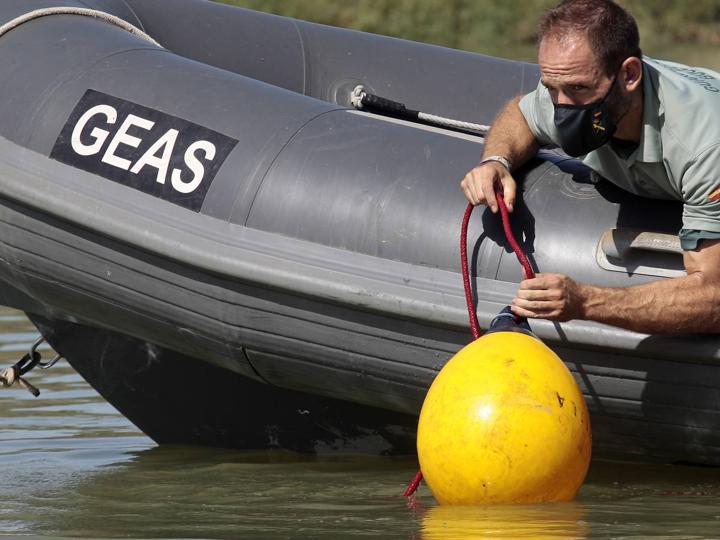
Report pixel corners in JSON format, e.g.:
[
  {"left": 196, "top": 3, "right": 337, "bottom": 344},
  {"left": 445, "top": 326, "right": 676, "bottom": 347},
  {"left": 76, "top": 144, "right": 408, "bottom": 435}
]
[
  {"left": 511, "top": 273, "right": 587, "bottom": 322},
  {"left": 460, "top": 161, "right": 517, "bottom": 213}
]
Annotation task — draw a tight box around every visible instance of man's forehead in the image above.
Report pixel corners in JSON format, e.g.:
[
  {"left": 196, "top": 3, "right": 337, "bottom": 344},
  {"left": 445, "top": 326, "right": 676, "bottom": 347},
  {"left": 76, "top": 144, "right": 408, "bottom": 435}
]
[
  {"left": 539, "top": 31, "right": 593, "bottom": 57},
  {"left": 538, "top": 33, "right": 602, "bottom": 82}
]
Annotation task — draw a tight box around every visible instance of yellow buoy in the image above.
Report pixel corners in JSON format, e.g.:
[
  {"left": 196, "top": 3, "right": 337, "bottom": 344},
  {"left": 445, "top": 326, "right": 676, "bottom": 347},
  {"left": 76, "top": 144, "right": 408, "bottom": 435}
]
[{"left": 417, "top": 328, "right": 591, "bottom": 505}]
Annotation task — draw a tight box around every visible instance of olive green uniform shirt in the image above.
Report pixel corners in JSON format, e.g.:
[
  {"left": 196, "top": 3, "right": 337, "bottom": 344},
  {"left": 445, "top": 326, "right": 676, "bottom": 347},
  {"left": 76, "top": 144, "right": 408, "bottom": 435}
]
[{"left": 518, "top": 57, "right": 720, "bottom": 250}]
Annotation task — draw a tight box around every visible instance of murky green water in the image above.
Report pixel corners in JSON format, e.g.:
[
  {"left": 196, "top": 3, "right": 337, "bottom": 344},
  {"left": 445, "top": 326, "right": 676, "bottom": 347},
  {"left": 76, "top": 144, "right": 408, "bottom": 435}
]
[{"left": 3, "top": 307, "right": 720, "bottom": 539}]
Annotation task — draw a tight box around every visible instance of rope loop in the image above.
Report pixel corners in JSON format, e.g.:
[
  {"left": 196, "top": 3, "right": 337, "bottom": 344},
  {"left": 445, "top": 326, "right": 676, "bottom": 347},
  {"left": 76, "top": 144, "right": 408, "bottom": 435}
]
[{"left": 0, "top": 7, "right": 162, "bottom": 47}]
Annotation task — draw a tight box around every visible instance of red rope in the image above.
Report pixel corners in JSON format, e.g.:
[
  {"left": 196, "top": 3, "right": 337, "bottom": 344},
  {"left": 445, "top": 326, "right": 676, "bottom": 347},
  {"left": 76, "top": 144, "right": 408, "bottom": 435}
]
[
  {"left": 496, "top": 194, "right": 535, "bottom": 281},
  {"left": 460, "top": 202, "right": 482, "bottom": 340},
  {"left": 404, "top": 188, "right": 534, "bottom": 497},
  {"left": 403, "top": 469, "right": 424, "bottom": 497}
]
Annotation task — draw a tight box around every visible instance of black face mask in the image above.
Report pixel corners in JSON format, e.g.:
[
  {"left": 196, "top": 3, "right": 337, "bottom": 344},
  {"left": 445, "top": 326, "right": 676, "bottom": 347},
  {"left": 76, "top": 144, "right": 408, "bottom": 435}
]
[{"left": 553, "top": 76, "right": 619, "bottom": 157}]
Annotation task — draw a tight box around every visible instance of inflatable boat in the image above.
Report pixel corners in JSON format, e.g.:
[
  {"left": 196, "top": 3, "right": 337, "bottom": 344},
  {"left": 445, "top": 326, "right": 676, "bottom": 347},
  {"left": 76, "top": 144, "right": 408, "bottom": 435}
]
[{"left": 1, "top": 0, "right": 718, "bottom": 464}]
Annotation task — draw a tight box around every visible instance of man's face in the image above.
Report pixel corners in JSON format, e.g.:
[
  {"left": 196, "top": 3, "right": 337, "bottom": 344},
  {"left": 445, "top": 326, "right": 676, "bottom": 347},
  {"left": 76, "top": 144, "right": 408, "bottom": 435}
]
[
  {"left": 539, "top": 33, "right": 612, "bottom": 106},
  {"left": 539, "top": 32, "right": 633, "bottom": 125}
]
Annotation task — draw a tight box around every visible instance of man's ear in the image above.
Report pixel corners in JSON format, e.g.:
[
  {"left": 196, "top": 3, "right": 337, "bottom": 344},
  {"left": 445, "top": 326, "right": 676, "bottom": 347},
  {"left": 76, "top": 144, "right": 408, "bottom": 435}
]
[{"left": 621, "top": 57, "right": 643, "bottom": 92}]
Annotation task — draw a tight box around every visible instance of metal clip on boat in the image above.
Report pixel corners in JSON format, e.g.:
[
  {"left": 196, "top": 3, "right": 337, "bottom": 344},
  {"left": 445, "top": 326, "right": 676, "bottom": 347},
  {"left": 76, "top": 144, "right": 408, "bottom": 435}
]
[{"left": 0, "top": 337, "right": 62, "bottom": 396}]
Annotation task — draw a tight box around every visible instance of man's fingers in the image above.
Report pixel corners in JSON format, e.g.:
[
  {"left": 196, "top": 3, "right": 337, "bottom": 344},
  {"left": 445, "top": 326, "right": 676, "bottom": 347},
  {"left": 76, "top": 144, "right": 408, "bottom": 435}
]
[
  {"left": 469, "top": 172, "right": 485, "bottom": 206},
  {"left": 460, "top": 164, "right": 518, "bottom": 213},
  {"left": 510, "top": 304, "right": 538, "bottom": 319},
  {"left": 502, "top": 176, "right": 516, "bottom": 213},
  {"left": 461, "top": 180, "right": 475, "bottom": 205},
  {"left": 461, "top": 170, "right": 487, "bottom": 206},
  {"left": 460, "top": 173, "right": 477, "bottom": 205},
  {"left": 511, "top": 303, "right": 561, "bottom": 320},
  {"left": 512, "top": 273, "right": 581, "bottom": 323},
  {"left": 512, "top": 297, "right": 557, "bottom": 311},
  {"left": 480, "top": 176, "right": 498, "bottom": 213},
  {"left": 517, "top": 277, "right": 548, "bottom": 290},
  {"left": 516, "top": 287, "right": 564, "bottom": 301},
  {"left": 518, "top": 274, "right": 563, "bottom": 291}
]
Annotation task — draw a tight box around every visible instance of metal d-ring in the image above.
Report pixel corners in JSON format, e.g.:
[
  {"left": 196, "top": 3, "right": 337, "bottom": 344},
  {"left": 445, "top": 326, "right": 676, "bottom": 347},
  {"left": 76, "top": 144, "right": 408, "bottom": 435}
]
[
  {"left": 29, "top": 337, "right": 62, "bottom": 369},
  {"left": 39, "top": 354, "right": 62, "bottom": 370},
  {"left": 29, "top": 336, "right": 45, "bottom": 356}
]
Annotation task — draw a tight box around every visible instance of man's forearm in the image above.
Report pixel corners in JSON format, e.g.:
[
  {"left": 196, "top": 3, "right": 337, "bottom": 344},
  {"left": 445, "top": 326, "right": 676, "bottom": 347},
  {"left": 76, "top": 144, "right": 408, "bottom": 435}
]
[
  {"left": 580, "top": 274, "right": 720, "bottom": 334},
  {"left": 482, "top": 96, "right": 539, "bottom": 171}
]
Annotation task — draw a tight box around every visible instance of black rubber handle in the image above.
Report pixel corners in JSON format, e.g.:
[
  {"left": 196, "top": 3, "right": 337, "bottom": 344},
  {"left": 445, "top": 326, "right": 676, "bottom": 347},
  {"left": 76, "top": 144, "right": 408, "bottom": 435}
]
[{"left": 361, "top": 94, "right": 419, "bottom": 121}]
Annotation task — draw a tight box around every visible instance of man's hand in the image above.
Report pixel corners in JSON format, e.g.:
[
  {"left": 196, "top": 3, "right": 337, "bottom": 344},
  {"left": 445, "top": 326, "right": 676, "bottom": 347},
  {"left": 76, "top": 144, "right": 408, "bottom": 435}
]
[
  {"left": 460, "top": 161, "right": 517, "bottom": 213},
  {"left": 511, "top": 273, "right": 587, "bottom": 321},
  {"left": 459, "top": 96, "right": 539, "bottom": 212}
]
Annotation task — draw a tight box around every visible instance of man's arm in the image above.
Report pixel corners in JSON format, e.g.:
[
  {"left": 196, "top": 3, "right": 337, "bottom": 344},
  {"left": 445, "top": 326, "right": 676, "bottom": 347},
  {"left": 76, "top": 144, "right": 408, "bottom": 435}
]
[
  {"left": 511, "top": 239, "right": 720, "bottom": 334},
  {"left": 460, "top": 96, "right": 539, "bottom": 213}
]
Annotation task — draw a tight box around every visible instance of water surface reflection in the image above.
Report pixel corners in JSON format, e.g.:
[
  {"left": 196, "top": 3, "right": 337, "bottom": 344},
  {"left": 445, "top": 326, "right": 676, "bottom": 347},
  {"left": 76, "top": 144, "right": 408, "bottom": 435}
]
[{"left": 2, "top": 308, "right": 720, "bottom": 538}]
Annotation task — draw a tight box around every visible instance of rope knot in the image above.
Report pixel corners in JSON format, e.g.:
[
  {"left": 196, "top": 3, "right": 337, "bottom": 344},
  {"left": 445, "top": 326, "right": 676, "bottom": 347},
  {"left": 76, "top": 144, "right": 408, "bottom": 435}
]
[
  {"left": 0, "top": 366, "right": 18, "bottom": 387},
  {"left": 0, "top": 339, "right": 47, "bottom": 397},
  {"left": 0, "top": 364, "right": 39, "bottom": 396}
]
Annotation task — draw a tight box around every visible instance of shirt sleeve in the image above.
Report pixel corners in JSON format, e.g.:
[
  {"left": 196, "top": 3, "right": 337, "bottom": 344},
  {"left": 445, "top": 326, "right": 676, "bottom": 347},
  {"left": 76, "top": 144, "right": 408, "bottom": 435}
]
[
  {"left": 679, "top": 143, "right": 720, "bottom": 249},
  {"left": 678, "top": 229, "right": 720, "bottom": 250},
  {"left": 518, "top": 80, "right": 558, "bottom": 147}
]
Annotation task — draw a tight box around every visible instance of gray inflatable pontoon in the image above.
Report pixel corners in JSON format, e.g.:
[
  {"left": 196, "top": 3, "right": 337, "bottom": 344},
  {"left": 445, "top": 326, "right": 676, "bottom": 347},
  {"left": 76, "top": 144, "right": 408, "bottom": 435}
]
[{"left": 0, "top": 0, "right": 717, "bottom": 464}]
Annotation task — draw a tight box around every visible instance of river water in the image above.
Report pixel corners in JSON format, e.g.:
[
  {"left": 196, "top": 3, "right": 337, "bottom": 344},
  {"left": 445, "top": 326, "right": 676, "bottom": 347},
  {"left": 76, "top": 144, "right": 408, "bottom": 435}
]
[{"left": 2, "top": 307, "right": 720, "bottom": 539}]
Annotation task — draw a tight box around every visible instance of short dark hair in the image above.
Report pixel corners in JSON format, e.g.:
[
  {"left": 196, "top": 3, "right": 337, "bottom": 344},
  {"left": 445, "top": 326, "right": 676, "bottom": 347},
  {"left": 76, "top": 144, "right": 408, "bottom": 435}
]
[{"left": 538, "top": 0, "right": 642, "bottom": 75}]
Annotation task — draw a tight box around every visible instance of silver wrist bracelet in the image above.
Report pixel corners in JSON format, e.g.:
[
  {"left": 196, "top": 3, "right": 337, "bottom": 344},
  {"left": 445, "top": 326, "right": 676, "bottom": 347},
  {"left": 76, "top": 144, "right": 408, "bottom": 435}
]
[{"left": 479, "top": 155, "right": 512, "bottom": 172}]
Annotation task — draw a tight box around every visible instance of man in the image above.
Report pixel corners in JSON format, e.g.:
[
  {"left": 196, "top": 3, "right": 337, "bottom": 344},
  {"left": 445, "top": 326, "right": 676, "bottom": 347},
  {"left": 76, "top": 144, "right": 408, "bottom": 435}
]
[{"left": 460, "top": 0, "right": 720, "bottom": 334}]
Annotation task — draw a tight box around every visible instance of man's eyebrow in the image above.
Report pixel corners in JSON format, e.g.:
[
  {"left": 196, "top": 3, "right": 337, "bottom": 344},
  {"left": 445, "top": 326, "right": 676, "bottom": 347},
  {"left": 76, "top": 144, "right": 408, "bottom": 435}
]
[{"left": 541, "top": 78, "right": 592, "bottom": 88}]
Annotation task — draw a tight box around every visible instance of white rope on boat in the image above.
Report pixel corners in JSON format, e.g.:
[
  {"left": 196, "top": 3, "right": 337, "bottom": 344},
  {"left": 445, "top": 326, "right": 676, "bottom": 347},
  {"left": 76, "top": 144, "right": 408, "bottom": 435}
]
[
  {"left": 350, "top": 85, "right": 367, "bottom": 109},
  {"left": 350, "top": 84, "right": 489, "bottom": 135},
  {"left": 417, "top": 112, "right": 490, "bottom": 135},
  {"left": 0, "top": 6, "right": 162, "bottom": 47}
]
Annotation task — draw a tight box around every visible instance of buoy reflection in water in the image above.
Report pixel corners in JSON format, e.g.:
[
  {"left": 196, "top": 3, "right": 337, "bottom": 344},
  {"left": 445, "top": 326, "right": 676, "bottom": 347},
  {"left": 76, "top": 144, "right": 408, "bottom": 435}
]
[{"left": 420, "top": 503, "right": 588, "bottom": 539}]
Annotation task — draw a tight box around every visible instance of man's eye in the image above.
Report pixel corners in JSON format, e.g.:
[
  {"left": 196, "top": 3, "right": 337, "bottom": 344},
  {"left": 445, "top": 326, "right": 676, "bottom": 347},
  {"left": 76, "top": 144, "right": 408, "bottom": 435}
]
[{"left": 572, "top": 85, "right": 588, "bottom": 92}]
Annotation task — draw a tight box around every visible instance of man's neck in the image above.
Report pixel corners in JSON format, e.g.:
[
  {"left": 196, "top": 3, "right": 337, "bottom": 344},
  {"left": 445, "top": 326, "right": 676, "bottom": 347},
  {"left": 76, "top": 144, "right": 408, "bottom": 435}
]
[{"left": 613, "top": 88, "right": 644, "bottom": 142}]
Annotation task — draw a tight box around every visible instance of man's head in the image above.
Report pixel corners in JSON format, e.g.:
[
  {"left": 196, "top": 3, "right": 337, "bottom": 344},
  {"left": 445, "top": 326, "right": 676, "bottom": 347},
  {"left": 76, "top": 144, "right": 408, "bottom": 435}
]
[
  {"left": 537, "top": 0, "right": 645, "bottom": 153},
  {"left": 538, "top": 0, "right": 642, "bottom": 104},
  {"left": 539, "top": 0, "right": 641, "bottom": 77}
]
